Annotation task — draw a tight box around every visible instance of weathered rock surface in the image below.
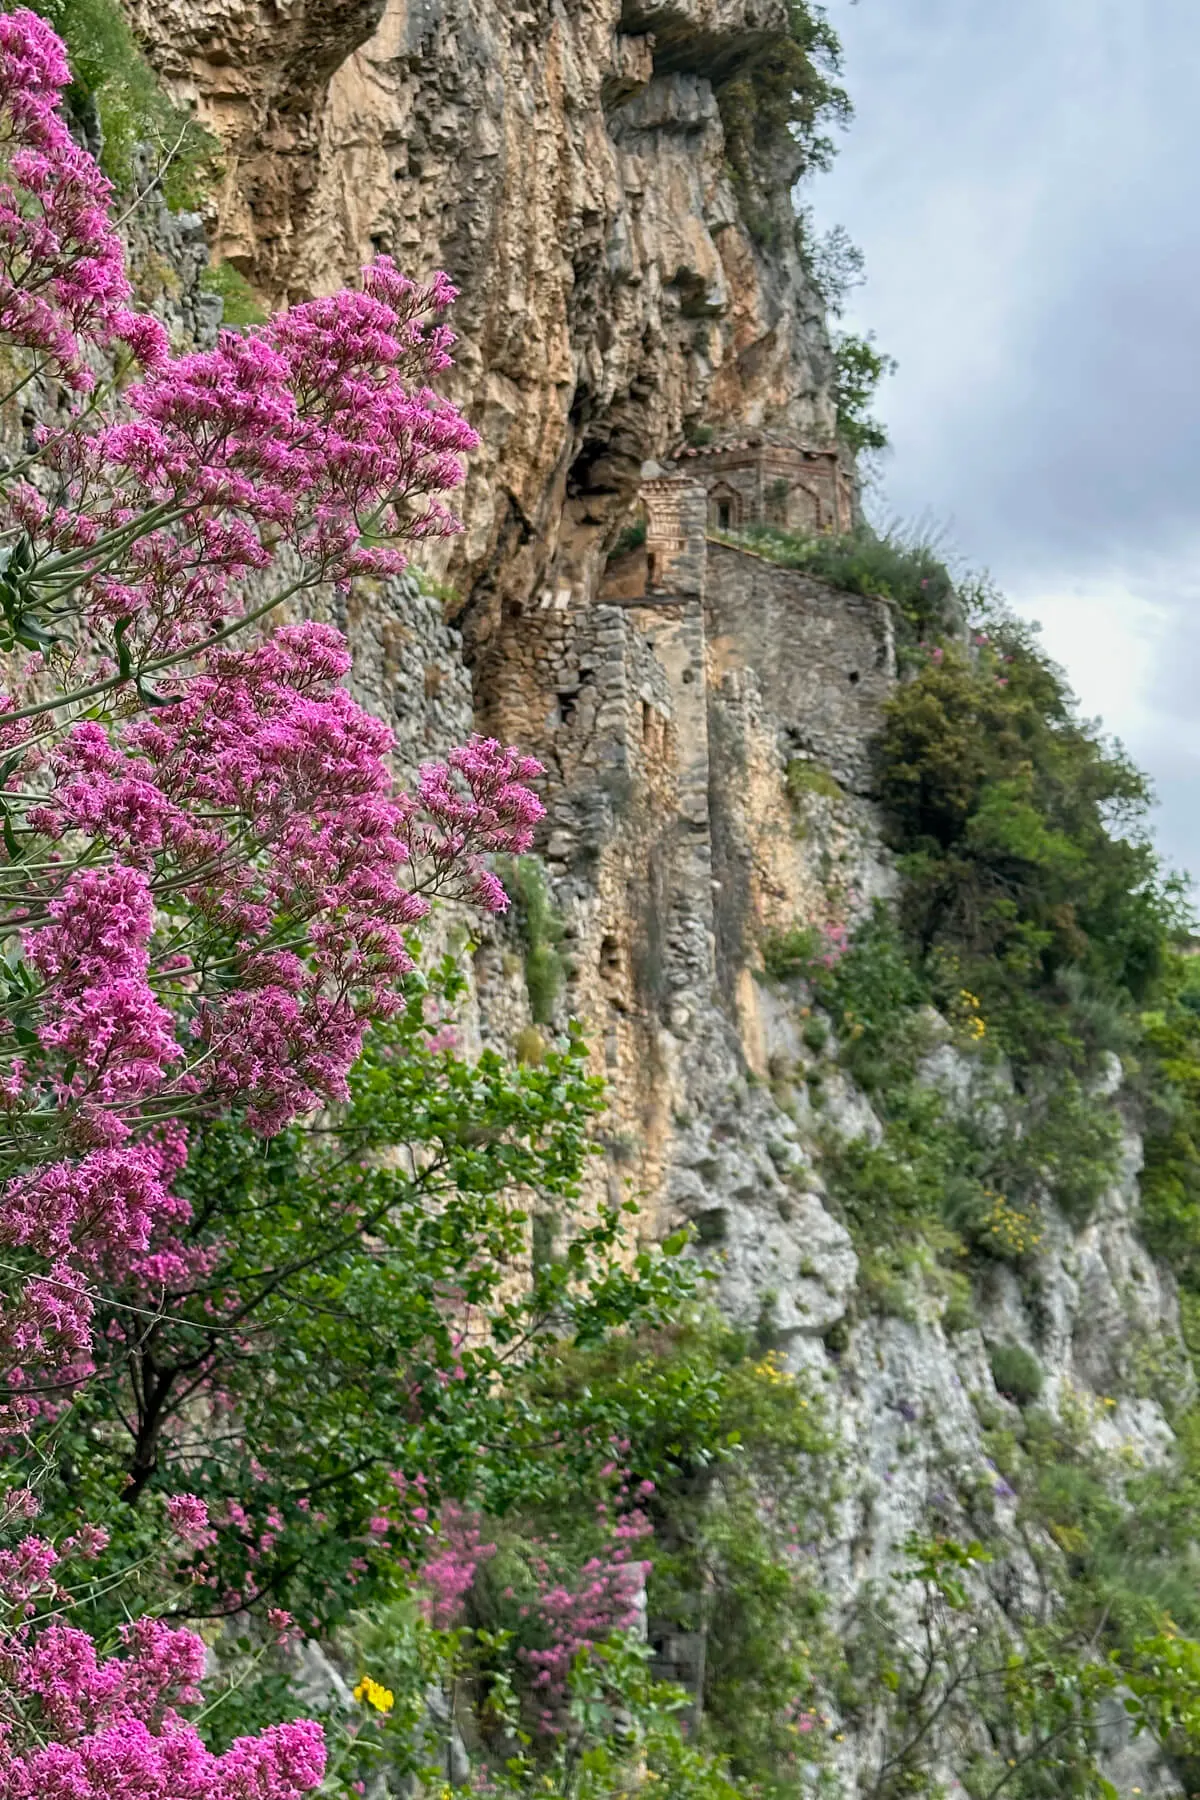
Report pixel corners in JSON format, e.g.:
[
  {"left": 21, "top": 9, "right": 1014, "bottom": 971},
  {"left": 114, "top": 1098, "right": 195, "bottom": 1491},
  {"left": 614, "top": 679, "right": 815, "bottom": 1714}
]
[
  {"left": 129, "top": 2, "right": 1191, "bottom": 1787},
  {"left": 134, "top": 0, "right": 835, "bottom": 641}
]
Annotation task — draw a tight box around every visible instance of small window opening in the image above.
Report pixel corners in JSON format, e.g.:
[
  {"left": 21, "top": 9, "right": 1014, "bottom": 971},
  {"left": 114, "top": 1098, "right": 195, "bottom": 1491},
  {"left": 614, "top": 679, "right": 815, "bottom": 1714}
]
[
  {"left": 847, "top": 670, "right": 861, "bottom": 686},
  {"left": 717, "top": 501, "right": 732, "bottom": 531}
]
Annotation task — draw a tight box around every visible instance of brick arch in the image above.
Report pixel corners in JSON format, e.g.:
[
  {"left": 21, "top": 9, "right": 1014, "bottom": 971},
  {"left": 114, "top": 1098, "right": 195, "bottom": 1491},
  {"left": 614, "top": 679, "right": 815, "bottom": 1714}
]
[{"left": 705, "top": 481, "right": 741, "bottom": 533}]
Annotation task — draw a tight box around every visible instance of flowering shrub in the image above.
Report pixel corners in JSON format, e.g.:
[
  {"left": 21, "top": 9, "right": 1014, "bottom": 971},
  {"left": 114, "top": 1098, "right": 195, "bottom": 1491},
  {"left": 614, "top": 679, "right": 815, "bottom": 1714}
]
[
  {"left": 0, "top": 10, "right": 546, "bottom": 1793},
  {"left": 0, "top": 3, "right": 547, "bottom": 1417}
]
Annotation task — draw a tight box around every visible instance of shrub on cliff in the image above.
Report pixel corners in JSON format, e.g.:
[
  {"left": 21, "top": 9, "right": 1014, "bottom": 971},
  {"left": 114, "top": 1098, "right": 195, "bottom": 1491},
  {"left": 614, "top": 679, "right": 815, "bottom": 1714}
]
[
  {"left": 875, "top": 622, "right": 1174, "bottom": 1067},
  {"left": 729, "top": 520, "right": 959, "bottom": 638},
  {"left": 713, "top": 1, "right": 850, "bottom": 241}
]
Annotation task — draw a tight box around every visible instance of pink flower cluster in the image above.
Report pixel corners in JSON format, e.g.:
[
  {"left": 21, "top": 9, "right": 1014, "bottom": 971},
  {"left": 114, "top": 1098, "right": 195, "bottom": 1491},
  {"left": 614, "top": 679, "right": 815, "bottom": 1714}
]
[
  {"left": 21, "top": 651, "right": 544, "bottom": 1133},
  {"left": 22, "top": 256, "right": 479, "bottom": 662},
  {"left": 416, "top": 1503, "right": 496, "bottom": 1628},
  {"left": 27, "top": 865, "right": 178, "bottom": 1109},
  {"left": 0, "top": 10, "right": 168, "bottom": 388},
  {"left": 816, "top": 919, "right": 849, "bottom": 971},
  {"left": 0, "top": 1140, "right": 191, "bottom": 1429},
  {"left": 518, "top": 1540, "right": 649, "bottom": 1711},
  {"left": 0, "top": 1530, "right": 324, "bottom": 1798}
]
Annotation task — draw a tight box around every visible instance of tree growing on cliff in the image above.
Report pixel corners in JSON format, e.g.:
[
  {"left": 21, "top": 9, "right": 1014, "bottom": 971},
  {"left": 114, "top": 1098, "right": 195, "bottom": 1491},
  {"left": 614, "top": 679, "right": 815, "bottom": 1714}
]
[{"left": 713, "top": 0, "right": 851, "bottom": 245}]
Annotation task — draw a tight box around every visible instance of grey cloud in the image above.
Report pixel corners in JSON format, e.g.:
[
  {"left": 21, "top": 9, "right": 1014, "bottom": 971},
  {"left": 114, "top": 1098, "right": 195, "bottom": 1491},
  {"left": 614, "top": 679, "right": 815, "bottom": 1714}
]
[{"left": 808, "top": 0, "right": 1200, "bottom": 877}]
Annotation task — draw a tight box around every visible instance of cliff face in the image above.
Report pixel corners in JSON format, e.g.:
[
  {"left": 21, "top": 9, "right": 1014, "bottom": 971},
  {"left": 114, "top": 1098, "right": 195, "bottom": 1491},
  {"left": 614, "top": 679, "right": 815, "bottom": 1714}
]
[
  {"left": 132, "top": 0, "right": 835, "bottom": 640},
  {"left": 130, "top": 4, "right": 1186, "bottom": 1790}
]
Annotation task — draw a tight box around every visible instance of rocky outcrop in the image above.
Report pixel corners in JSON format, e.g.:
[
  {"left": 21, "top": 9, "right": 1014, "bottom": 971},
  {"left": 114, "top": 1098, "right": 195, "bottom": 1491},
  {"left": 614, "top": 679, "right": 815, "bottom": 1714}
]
[
  {"left": 129, "top": 3, "right": 1189, "bottom": 1788},
  {"left": 135, "top": 0, "right": 836, "bottom": 648}
]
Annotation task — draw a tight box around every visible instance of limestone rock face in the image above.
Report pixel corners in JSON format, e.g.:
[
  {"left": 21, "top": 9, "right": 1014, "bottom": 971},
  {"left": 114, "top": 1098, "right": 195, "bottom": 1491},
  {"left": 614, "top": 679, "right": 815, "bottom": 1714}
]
[
  {"left": 133, "top": 0, "right": 835, "bottom": 636},
  {"left": 126, "top": 5, "right": 1188, "bottom": 1789}
]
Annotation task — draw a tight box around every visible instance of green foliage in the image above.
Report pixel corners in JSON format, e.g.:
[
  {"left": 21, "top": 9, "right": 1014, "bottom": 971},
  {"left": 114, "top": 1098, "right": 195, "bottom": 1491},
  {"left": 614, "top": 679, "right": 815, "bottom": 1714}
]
[
  {"left": 610, "top": 516, "right": 647, "bottom": 556},
  {"left": 728, "top": 520, "right": 960, "bottom": 639},
  {"left": 759, "top": 923, "right": 821, "bottom": 981},
  {"left": 832, "top": 330, "right": 894, "bottom": 455},
  {"left": 516, "top": 1324, "right": 834, "bottom": 1791},
  {"left": 1139, "top": 949, "right": 1200, "bottom": 1289},
  {"left": 795, "top": 210, "right": 865, "bottom": 317},
  {"left": 785, "top": 756, "right": 842, "bottom": 807},
  {"left": 989, "top": 1342, "right": 1045, "bottom": 1407},
  {"left": 14, "top": 924, "right": 842, "bottom": 1791},
  {"left": 205, "top": 1314, "right": 834, "bottom": 1796},
  {"left": 24, "top": 955, "right": 713, "bottom": 1636},
  {"left": 837, "top": 1530, "right": 1200, "bottom": 1799},
  {"left": 713, "top": 2, "right": 850, "bottom": 243},
  {"left": 876, "top": 620, "right": 1176, "bottom": 1072},
  {"left": 502, "top": 855, "right": 567, "bottom": 1024},
  {"left": 200, "top": 261, "right": 267, "bottom": 326},
  {"left": 806, "top": 908, "right": 1125, "bottom": 1321},
  {"left": 809, "top": 905, "right": 930, "bottom": 1086},
  {"left": 28, "top": 0, "right": 217, "bottom": 199}
]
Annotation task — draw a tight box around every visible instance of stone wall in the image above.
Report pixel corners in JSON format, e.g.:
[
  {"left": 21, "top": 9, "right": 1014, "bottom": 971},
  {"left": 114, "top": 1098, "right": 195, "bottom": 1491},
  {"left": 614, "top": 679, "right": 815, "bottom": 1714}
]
[{"left": 706, "top": 541, "right": 894, "bottom": 793}]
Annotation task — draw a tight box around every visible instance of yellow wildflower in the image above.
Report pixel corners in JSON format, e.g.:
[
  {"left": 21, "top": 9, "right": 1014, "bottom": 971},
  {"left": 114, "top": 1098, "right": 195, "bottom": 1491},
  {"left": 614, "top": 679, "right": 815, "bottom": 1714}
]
[{"left": 354, "top": 1675, "right": 395, "bottom": 1714}]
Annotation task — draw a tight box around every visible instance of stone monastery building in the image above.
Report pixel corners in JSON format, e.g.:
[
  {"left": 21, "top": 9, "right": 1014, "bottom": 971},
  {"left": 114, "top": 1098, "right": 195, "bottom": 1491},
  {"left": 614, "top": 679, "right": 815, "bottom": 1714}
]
[{"left": 672, "top": 432, "right": 853, "bottom": 537}]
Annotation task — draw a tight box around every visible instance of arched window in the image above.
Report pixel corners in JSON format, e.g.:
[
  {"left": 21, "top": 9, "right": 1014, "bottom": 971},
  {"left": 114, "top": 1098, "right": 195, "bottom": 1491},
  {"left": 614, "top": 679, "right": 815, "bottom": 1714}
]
[{"left": 706, "top": 482, "right": 740, "bottom": 533}]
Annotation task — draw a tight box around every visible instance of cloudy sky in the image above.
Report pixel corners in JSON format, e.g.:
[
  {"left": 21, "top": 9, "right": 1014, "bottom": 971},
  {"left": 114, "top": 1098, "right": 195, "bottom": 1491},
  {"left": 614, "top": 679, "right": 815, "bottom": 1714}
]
[{"left": 807, "top": 0, "right": 1200, "bottom": 883}]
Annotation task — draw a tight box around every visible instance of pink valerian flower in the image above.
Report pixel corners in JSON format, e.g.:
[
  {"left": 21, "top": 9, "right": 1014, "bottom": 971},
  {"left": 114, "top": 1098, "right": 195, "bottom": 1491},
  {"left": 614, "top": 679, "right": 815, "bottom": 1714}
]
[
  {"left": 267, "top": 1608, "right": 298, "bottom": 1647},
  {"left": 61, "top": 1524, "right": 109, "bottom": 1561},
  {"left": 25, "top": 865, "right": 181, "bottom": 1109},
  {"left": 0, "top": 1143, "right": 191, "bottom": 1417},
  {"left": 0, "top": 1144, "right": 185, "bottom": 1271},
  {"left": 0, "top": 1582, "right": 325, "bottom": 1795},
  {"left": 165, "top": 1495, "right": 216, "bottom": 1551},
  {"left": 0, "top": 10, "right": 169, "bottom": 389},
  {"left": 25, "top": 263, "right": 480, "bottom": 667},
  {"left": 817, "top": 919, "right": 850, "bottom": 971},
  {"left": 20, "top": 655, "right": 541, "bottom": 1135},
  {"left": 0, "top": 1488, "right": 39, "bottom": 1524},
  {"left": 0, "top": 1533, "right": 59, "bottom": 1607},
  {"left": 409, "top": 737, "right": 546, "bottom": 911},
  {"left": 0, "top": 1259, "right": 93, "bottom": 1431},
  {"left": 416, "top": 1504, "right": 496, "bottom": 1628}
]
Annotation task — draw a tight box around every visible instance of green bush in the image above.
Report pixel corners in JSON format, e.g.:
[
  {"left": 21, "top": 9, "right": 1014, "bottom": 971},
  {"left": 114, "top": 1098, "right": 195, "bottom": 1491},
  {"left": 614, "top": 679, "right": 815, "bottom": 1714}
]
[
  {"left": 785, "top": 756, "right": 842, "bottom": 807},
  {"left": 501, "top": 855, "right": 566, "bottom": 1024},
  {"left": 989, "top": 1341, "right": 1044, "bottom": 1406},
  {"left": 759, "top": 923, "right": 820, "bottom": 981},
  {"left": 729, "top": 521, "right": 959, "bottom": 638},
  {"left": 876, "top": 623, "right": 1175, "bottom": 1071},
  {"left": 809, "top": 905, "right": 930, "bottom": 1088}
]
